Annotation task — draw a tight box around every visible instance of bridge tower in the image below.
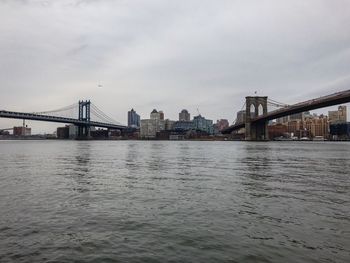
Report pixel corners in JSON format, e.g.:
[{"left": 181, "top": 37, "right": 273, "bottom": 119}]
[
  {"left": 78, "top": 100, "right": 91, "bottom": 138},
  {"left": 245, "top": 96, "right": 269, "bottom": 141}
]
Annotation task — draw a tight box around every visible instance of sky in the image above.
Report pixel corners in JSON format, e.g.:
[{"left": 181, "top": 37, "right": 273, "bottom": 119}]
[{"left": 0, "top": 0, "right": 350, "bottom": 133}]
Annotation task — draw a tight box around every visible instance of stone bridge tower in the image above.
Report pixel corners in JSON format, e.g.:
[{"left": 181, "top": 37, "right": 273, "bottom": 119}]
[{"left": 245, "top": 96, "right": 268, "bottom": 140}]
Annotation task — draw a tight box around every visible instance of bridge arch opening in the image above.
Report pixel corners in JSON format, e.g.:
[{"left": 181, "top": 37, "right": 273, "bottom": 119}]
[
  {"left": 258, "top": 104, "right": 264, "bottom": 116},
  {"left": 250, "top": 104, "right": 256, "bottom": 118}
]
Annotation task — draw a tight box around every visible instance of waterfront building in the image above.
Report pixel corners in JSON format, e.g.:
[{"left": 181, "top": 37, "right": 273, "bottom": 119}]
[
  {"left": 68, "top": 125, "right": 79, "bottom": 139},
  {"left": 216, "top": 119, "right": 229, "bottom": 131},
  {"left": 140, "top": 109, "right": 166, "bottom": 139},
  {"left": 268, "top": 123, "right": 288, "bottom": 139},
  {"left": 128, "top": 108, "right": 140, "bottom": 128},
  {"left": 179, "top": 109, "right": 190, "bottom": 121},
  {"left": 304, "top": 115, "right": 329, "bottom": 138},
  {"left": 13, "top": 126, "right": 31, "bottom": 136},
  {"left": 284, "top": 114, "right": 329, "bottom": 139},
  {"left": 328, "top": 106, "right": 347, "bottom": 124},
  {"left": 140, "top": 119, "right": 165, "bottom": 138},
  {"left": 330, "top": 122, "right": 350, "bottom": 140},
  {"left": 287, "top": 120, "right": 302, "bottom": 137},
  {"left": 173, "top": 121, "right": 194, "bottom": 131},
  {"left": 193, "top": 115, "right": 214, "bottom": 134},
  {"left": 165, "top": 119, "right": 175, "bottom": 130},
  {"left": 57, "top": 126, "right": 69, "bottom": 139}
]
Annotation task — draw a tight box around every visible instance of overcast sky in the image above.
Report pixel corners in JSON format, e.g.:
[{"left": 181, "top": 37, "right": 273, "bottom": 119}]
[{"left": 1, "top": 0, "right": 350, "bottom": 133}]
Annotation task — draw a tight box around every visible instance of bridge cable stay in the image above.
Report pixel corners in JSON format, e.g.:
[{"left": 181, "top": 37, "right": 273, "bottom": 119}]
[
  {"left": 90, "top": 103, "right": 123, "bottom": 126},
  {"left": 90, "top": 108, "right": 114, "bottom": 124},
  {"left": 267, "top": 98, "right": 289, "bottom": 108},
  {"left": 32, "top": 103, "right": 78, "bottom": 119},
  {"left": 90, "top": 104, "right": 116, "bottom": 123},
  {"left": 90, "top": 105, "right": 117, "bottom": 124}
]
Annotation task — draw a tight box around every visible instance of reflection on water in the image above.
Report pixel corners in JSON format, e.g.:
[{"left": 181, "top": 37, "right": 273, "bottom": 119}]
[{"left": 0, "top": 140, "right": 349, "bottom": 263}]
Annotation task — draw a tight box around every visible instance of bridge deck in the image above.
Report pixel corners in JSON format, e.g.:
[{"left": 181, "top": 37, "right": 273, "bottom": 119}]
[{"left": 0, "top": 110, "right": 126, "bottom": 130}]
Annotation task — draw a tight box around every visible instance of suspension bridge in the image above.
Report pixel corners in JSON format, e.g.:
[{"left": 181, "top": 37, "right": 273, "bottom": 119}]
[
  {"left": 222, "top": 89, "right": 350, "bottom": 140},
  {"left": 0, "top": 100, "right": 126, "bottom": 138}
]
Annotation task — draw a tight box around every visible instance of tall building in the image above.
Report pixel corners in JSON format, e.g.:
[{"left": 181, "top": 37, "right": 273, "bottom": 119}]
[
  {"left": 128, "top": 108, "right": 140, "bottom": 128},
  {"left": 140, "top": 109, "right": 166, "bottom": 138},
  {"left": 179, "top": 109, "right": 190, "bottom": 121},
  {"left": 150, "top": 109, "right": 165, "bottom": 120},
  {"left": 328, "top": 106, "right": 347, "bottom": 124},
  {"left": 193, "top": 115, "right": 213, "bottom": 134}
]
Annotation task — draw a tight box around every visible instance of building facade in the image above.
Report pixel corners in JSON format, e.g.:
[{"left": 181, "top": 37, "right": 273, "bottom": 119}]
[
  {"left": 13, "top": 126, "right": 31, "bottom": 136},
  {"left": 179, "top": 109, "right": 190, "bottom": 121},
  {"left": 140, "top": 109, "right": 166, "bottom": 138},
  {"left": 57, "top": 126, "right": 69, "bottom": 139},
  {"left": 173, "top": 121, "right": 194, "bottom": 131},
  {"left": 193, "top": 115, "right": 213, "bottom": 134},
  {"left": 328, "top": 106, "right": 347, "bottom": 124},
  {"left": 216, "top": 119, "right": 229, "bottom": 131},
  {"left": 128, "top": 108, "right": 140, "bottom": 128},
  {"left": 330, "top": 122, "right": 350, "bottom": 140}
]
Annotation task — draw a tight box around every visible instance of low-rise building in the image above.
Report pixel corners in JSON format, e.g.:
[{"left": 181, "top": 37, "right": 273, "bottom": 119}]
[
  {"left": 13, "top": 126, "right": 31, "bottom": 136},
  {"left": 268, "top": 123, "right": 288, "bottom": 139},
  {"left": 330, "top": 122, "right": 350, "bottom": 140},
  {"left": 57, "top": 126, "right": 69, "bottom": 139}
]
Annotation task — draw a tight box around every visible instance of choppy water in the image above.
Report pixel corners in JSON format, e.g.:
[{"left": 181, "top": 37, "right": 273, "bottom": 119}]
[{"left": 0, "top": 140, "right": 349, "bottom": 263}]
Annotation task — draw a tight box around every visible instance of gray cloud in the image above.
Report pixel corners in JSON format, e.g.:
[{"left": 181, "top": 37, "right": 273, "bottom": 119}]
[{"left": 1, "top": 0, "right": 350, "bottom": 133}]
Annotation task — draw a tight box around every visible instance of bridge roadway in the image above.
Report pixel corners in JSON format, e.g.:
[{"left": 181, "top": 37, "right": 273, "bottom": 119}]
[
  {"left": 0, "top": 110, "right": 126, "bottom": 130},
  {"left": 222, "top": 89, "right": 350, "bottom": 134}
]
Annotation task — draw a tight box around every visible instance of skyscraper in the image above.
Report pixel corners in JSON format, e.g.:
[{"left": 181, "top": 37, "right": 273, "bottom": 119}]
[
  {"left": 179, "top": 109, "right": 190, "bottom": 121},
  {"left": 128, "top": 108, "right": 140, "bottom": 128}
]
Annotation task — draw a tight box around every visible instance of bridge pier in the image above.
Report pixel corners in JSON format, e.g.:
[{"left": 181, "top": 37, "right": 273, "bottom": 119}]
[
  {"left": 245, "top": 96, "right": 269, "bottom": 141},
  {"left": 77, "top": 125, "right": 91, "bottom": 140},
  {"left": 245, "top": 121, "right": 268, "bottom": 140}
]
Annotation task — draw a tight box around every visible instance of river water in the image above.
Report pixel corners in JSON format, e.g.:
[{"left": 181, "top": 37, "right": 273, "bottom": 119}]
[{"left": 0, "top": 140, "right": 349, "bottom": 262}]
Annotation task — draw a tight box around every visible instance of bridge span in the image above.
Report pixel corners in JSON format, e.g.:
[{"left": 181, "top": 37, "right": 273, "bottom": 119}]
[
  {"left": 222, "top": 89, "right": 350, "bottom": 140},
  {"left": 0, "top": 100, "right": 126, "bottom": 138},
  {"left": 0, "top": 110, "right": 126, "bottom": 130}
]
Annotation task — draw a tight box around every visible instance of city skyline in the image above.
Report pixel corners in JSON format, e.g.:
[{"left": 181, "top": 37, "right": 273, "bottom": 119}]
[{"left": 1, "top": 0, "right": 350, "bottom": 133}]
